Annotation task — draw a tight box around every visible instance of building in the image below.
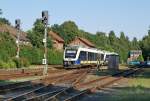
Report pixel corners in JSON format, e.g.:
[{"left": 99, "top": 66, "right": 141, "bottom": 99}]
[
  {"left": 48, "top": 31, "right": 64, "bottom": 50},
  {"left": 127, "top": 50, "right": 142, "bottom": 62},
  {"left": 69, "top": 37, "right": 95, "bottom": 48},
  {"left": 0, "top": 24, "right": 30, "bottom": 45}
]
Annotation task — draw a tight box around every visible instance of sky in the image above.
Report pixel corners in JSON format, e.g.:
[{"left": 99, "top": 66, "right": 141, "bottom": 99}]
[{"left": 0, "top": 0, "right": 150, "bottom": 40}]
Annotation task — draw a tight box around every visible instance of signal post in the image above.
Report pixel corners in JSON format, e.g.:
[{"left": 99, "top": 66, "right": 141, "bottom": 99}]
[
  {"left": 15, "top": 19, "right": 21, "bottom": 59},
  {"left": 41, "top": 11, "right": 48, "bottom": 76}
]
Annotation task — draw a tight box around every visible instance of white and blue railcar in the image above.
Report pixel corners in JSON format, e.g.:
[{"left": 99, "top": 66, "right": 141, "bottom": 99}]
[{"left": 63, "top": 45, "right": 105, "bottom": 67}]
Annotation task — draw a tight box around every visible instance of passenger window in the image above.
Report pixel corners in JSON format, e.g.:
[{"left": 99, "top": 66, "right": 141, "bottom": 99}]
[
  {"left": 79, "top": 51, "right": 87, "bottom": 61},
  {"left": 88, "top": 52, "right": 95, "bottom": 61},
  {"left": 101, "top": 54, "right": 104, "bottom": 60}
]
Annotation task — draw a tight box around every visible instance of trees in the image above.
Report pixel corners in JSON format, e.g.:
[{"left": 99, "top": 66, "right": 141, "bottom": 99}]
[
  {"left": 0, "top": 18, "right": 11, "bottom": 25},
  {"left": 137, "top": 55, "right": 144, "bottom": 62},
  {"left": 0, "top": 32, "right": 17, "bottom": 68},
  {"left": 27, "top": 19, "right": 52, "bottom": 48},
  {"left": 0, "top": 9, "right": 2, "bottom": 15},
  {"left": 131, "top": 37, "right": 140, "bottom": 50},
  {"left": 108, "top": 31, "right": 118, "bottom": 45},
  {"left": 53, "top": 21, "right": 143, "bottom": 63},
  {"left": 0, "top": 16, "right": 149, "bottom": 66},
  {"left": 140, "top": 31, "right": 150, "bottom": 60},
  {"left": 118, "top": 32, "right": 130, "bottom": 63},
  {"left": 148, "top": 27, "right": 150, "bottom": 36},
  {"left": 0, "top": 9, "right": 11, "bottom": 25},
  {"left": 95, "top": 32, "right": 110, "bottom": 50},
  {"left": 51, "top": 21, "right": 80, "bottom": 44}
]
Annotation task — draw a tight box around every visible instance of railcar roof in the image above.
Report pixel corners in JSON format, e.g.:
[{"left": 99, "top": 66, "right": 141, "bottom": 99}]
[{"left": 65, "top": 45, "right": 118, "bottom": 55}]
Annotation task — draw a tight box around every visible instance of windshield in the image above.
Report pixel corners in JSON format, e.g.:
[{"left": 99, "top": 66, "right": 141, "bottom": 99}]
[
  {"left": 65, "top": 49, "right": 77, "bottom": 58},
  {"left": 105, "top": 55, "right": 110, "bottom": 61}
]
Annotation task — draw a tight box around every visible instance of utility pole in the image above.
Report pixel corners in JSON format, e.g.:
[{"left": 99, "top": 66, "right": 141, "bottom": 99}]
[
  {"left": 15, "top": 19, "right": 21, "bottom": 59},
  {"left": 42, "top": 11, "right": 48, "bottom": 75}
]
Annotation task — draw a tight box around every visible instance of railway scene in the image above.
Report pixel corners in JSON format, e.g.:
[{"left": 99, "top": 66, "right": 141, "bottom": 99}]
[{"left": 0, "top": 0, "right": 150, "bottom": 101}]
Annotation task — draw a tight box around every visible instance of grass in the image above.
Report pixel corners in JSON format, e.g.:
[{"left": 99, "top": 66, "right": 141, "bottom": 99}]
[
  {"left": 0, "top": 80, "right": 15, "bottom": 85},
  {"left": 109, "top": 86, "right": 150, "bottom": 101},
  {"left": 92, "top": 68, "right": 150, "bottom": 101},
  {"left": 129, "top": 68, "right": 150, "bottom": 88},
  {"left": 129, "top": 78, "right": 150, "bottom": 88},
  {"left": 95, "top": 69, "right": 119, "bottom": 76},
  {"left": 110, "top": 68, "right": 150, "bottom": 101}
]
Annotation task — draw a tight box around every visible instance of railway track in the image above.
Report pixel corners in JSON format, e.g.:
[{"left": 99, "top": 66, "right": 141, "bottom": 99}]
[
  {"left": 75, "top": 68, "right": 142, "bottom": 91},
  {"left": 5, "top": 85, "right": 66, "bottom": 101},
  {"left": 0, "top": 68, "right": 91, "bottom": 101},
  {"left": 0, "top": 64, "right": 95, "bottom": 80},
  {"left": 44, "top": 87, "right": 89, "bottom": 101},
  {"left": 0, "top": 68, "right": 42, "bottom": 80},
  {"left": 0, "top": 68, "right": 67, "bottom": 80},
  {"left": 0, "top": 68, "right": 87, "bottom": 93},
  {"left": 42, "top": 68, "right": 91, "bottom": 84},
  {"left": 0, "top": 67, "right": 142, "bottom": 101},
  {"left": 44, "top": 68, "right": 142, "bottom": 101}
]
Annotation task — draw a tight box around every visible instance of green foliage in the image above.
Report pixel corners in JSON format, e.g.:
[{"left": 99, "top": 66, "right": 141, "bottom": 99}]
[
  {"left": 0, "top": 31, "right": 30, "bottom": 68},
  {"left": 140, "top": 32, "right": 150, "bottom": 60},
  {"left": 0, "top": 60, "right": 16, "bottom": 69},
  {"left": 20, "top": 46, "right": 63, "bottom": 65},
  {"left": 20, "top": 46, "right": 43, "bottom": 64},
  {"left": 0, "top": 9, "right": 2, "bottom": 15},
  {"left": 0, "top": 9, "right": 10, "bottom": 25},
  {"left": 0, "top": 32, "right": 18, "bottom": 68},
  {"left": 137, "top": 55, "right": 144, "bottom": 62},
  {"left": 0, "top": 32, "right": 16, "bottom": 62},
  {"left": 0, "top": 18, "right": 11, "bottom": 25},
  {"left": 12, "top": 57, "right": 30, "bottom": 68},
  {"left": 27, "top": 19, "right": 52, "bottom": 48},
  {"left": 47, "top": 49, "right": 63, "bottom": 65},
  {"left": 131, "top": 37, "right": 140, "bottom": 49},
  {"left": 52, "top": 20, "right": 142, "bottom": 63},
  {"left": 0, "top": 18, "right": 150, "bottom": 67},
  {"left": 51, "top": 21, "right": 80, "bottom": 44}
]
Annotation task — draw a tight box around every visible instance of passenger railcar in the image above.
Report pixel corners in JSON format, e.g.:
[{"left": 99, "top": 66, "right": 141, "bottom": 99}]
[{"left": 63, "top": 45, "right": 118, "bottom": 68}]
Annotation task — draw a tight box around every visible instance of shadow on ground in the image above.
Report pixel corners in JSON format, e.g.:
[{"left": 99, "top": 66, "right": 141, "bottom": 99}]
[
  {"left": 79, "top": 86, "right": 150, "bottom": 101},
  {"left": 94, "top": 67, "right": 150, "bottom": 79}
]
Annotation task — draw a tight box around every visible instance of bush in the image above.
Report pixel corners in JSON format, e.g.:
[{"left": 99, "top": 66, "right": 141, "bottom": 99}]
[
  {"left": 0, "top": 32, "right": 16, "bottom": 62},
  {"left": 12, "top": 57, "right": 30, "bottom": 68},
  {"left": 20, "top": 46, "right": 63, "bottom": 65},
  {"left": 12, "top": 58, "right": 21, "bottom": 68},
  {"left": 20, "top": 57, "right": 30, "bottom": 67},
  {"left": 47, "top": 49, "right": 63, "bottom": 65},
  {"left": 20, "top": 46, "right": 43, "bottom": 65},
  {"left": 137, "top": 55, "right": 144, "bottom": 62},
  {"left": 0, "top": 60, "right": 16, "bottom": 69},
  {"left": 8, "top": 59, "right": 16, "bottom": 68}
]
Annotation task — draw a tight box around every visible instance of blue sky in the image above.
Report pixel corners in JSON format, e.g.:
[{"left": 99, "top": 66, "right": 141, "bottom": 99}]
[{"left": 0, "top": 0, "right": 150, "bottom": 40}]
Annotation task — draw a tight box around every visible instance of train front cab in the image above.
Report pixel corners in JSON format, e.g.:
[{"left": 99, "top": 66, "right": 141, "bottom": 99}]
[{"left": 63, "top": 48, "right": 81, "bottom": 68}]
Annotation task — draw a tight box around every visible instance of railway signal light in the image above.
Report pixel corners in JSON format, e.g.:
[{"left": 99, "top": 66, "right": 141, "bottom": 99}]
[
  {"left": 15, "top": 19, "right": 21, "bottom": 59},
  {"left": 42, "top": 11, "right": 48, "bottom": 25},
  {"left": 15, "top": 19, "right": 20, "bottom": 30}
]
